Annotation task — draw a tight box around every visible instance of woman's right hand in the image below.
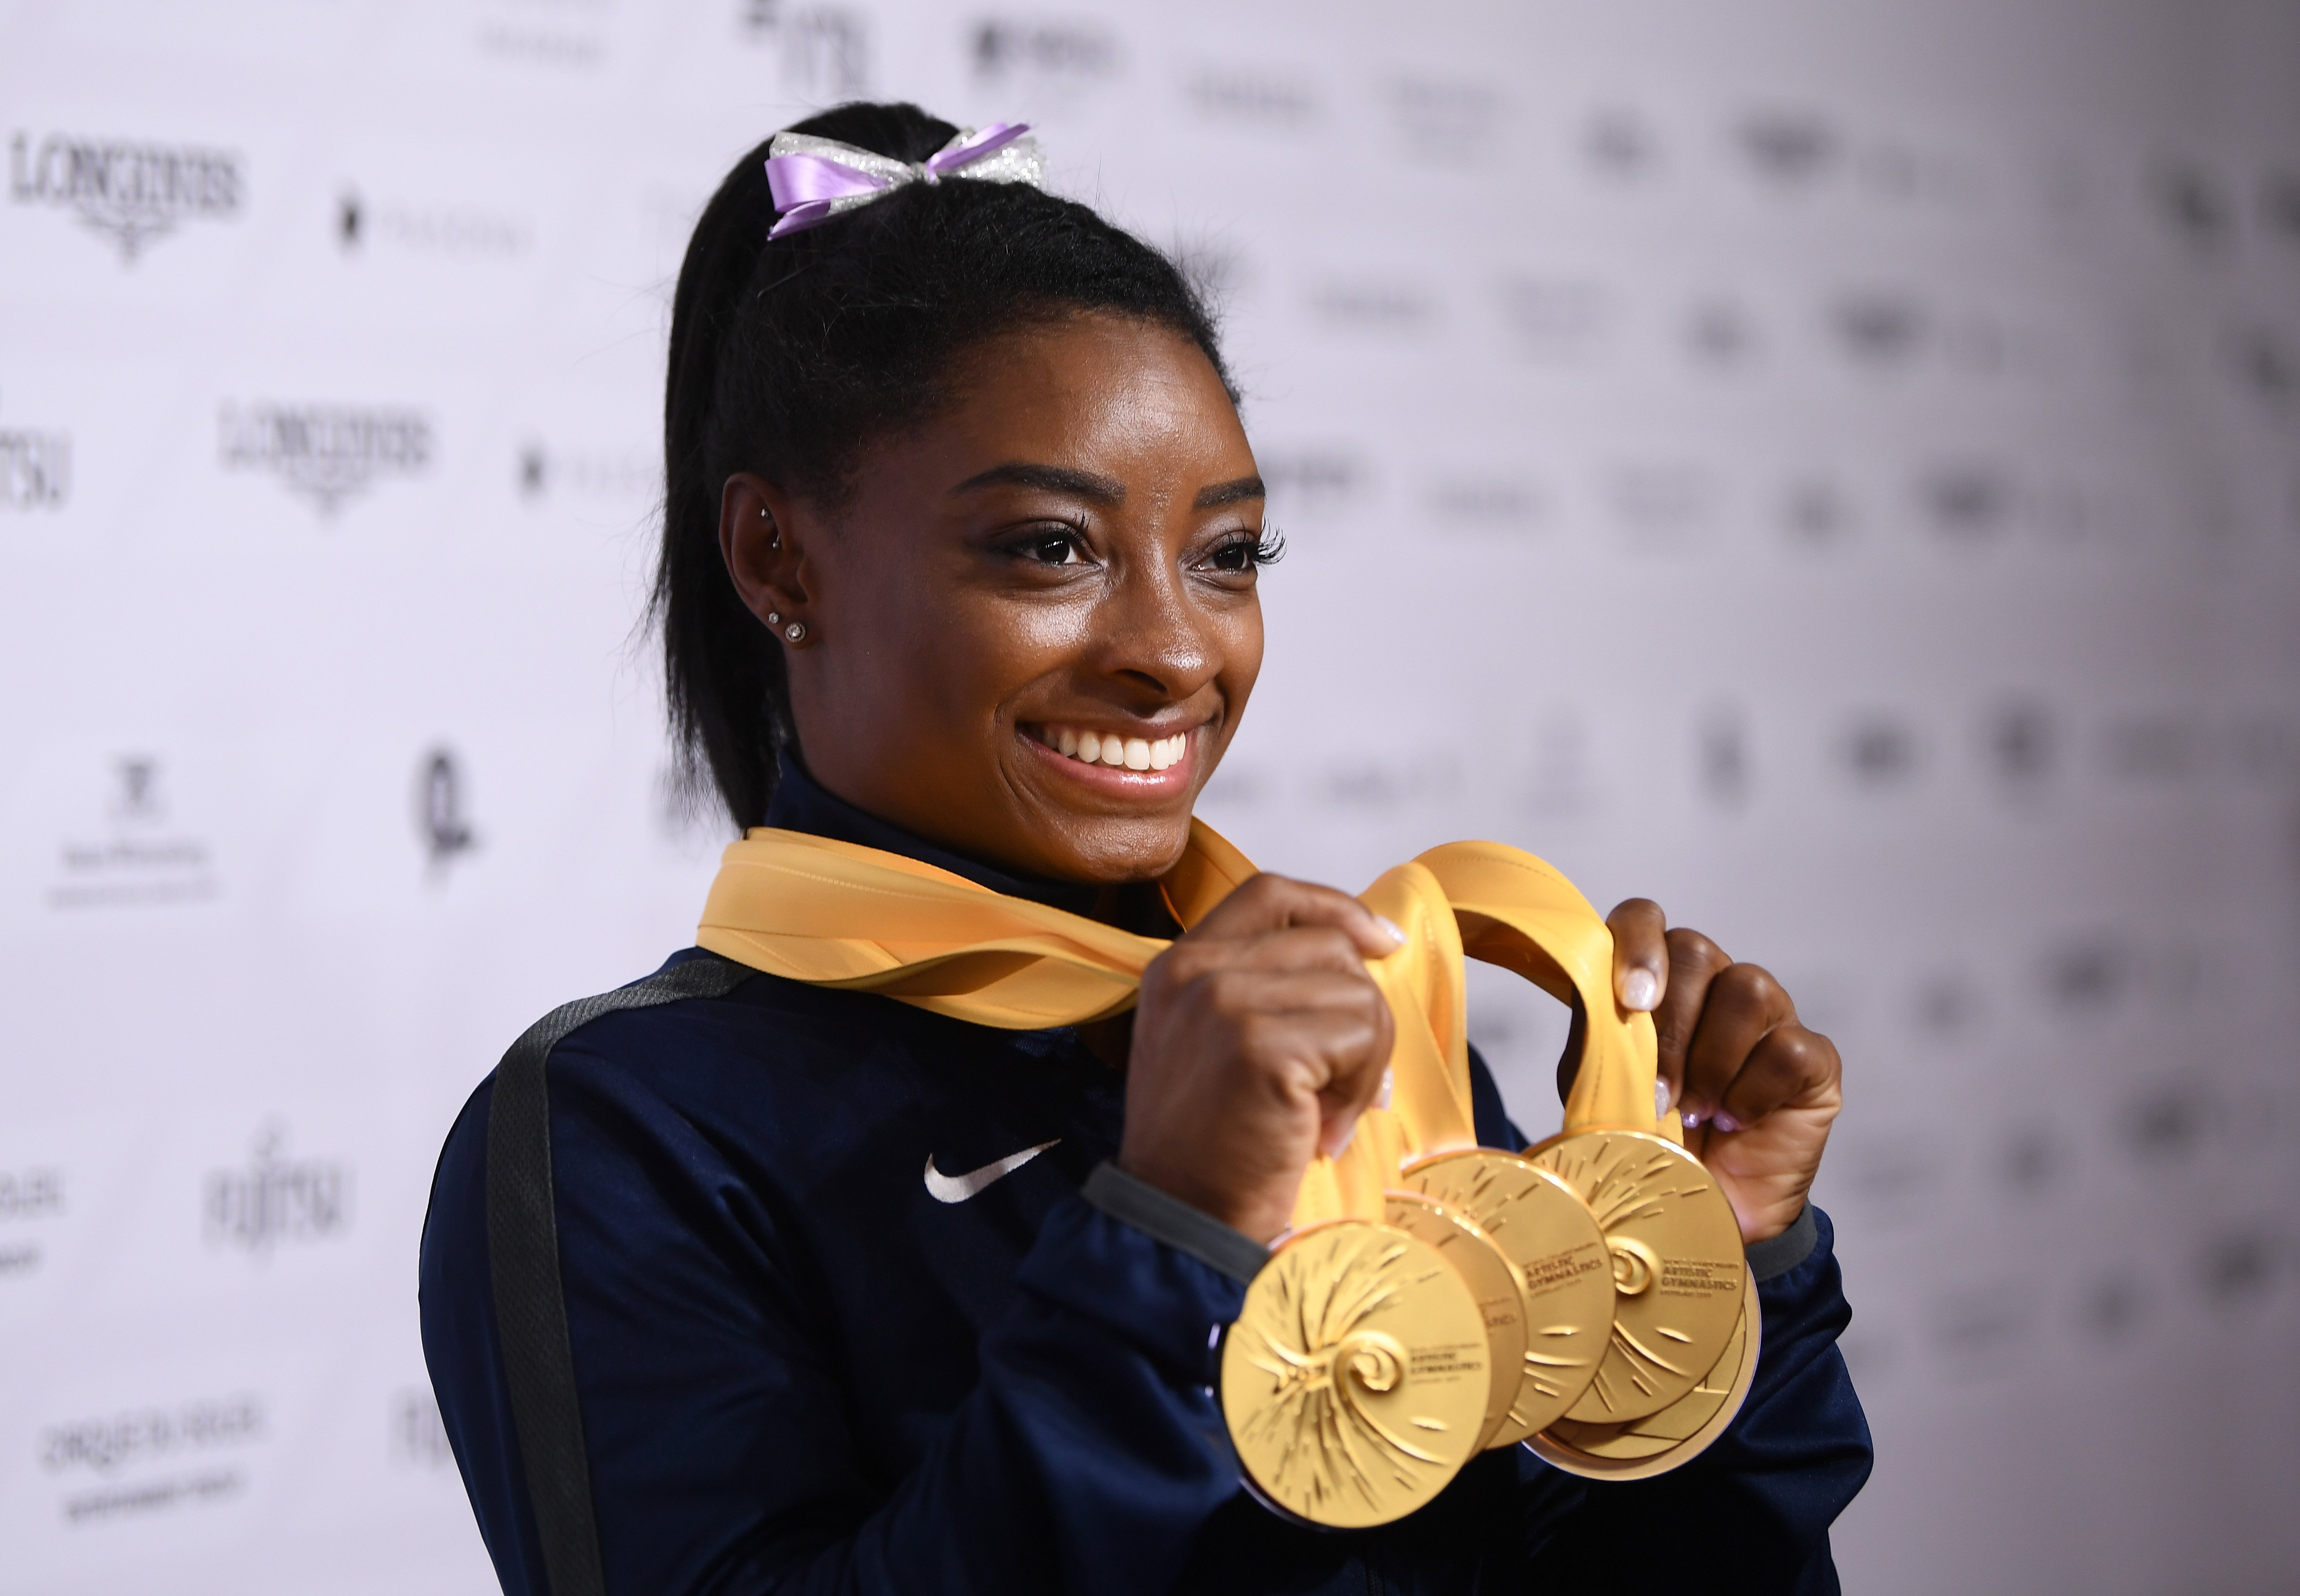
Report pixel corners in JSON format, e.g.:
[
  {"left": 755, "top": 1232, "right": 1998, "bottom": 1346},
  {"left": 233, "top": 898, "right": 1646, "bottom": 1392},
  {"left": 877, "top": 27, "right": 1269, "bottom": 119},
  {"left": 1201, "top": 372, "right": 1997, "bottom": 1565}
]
[{"left": 1118, "top": 875, "right": 1403, "bottom": 1245}]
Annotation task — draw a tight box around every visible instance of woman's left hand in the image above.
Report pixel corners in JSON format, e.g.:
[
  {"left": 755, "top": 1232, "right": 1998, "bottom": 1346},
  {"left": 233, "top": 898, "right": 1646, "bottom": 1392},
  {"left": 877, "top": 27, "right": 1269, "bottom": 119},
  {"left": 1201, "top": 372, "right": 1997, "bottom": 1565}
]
[{"left": 1600, "top": 899, "right": 1843, "bottom": 1243}]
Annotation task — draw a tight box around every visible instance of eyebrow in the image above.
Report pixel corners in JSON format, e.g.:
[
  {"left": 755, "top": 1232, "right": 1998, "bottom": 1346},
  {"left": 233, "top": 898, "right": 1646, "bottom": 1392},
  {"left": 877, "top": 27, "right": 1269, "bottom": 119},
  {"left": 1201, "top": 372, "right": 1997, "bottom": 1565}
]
[
  {"left": 950, "top": 462, "right": 1127, "bottom": 504},
  {"left": 1193, "top": 475, "right": 1265, "bottom": 510},
  {"left": 947, "top": 463, "right": 1268, "bottom": 512}
]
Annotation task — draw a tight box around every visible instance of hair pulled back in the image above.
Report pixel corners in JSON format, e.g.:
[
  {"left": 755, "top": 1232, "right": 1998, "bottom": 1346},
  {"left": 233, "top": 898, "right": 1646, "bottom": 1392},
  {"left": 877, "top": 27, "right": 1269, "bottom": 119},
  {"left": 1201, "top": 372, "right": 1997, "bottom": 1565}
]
[{"left": 657, "top": 101, "right": 1230, "bottom": 830}]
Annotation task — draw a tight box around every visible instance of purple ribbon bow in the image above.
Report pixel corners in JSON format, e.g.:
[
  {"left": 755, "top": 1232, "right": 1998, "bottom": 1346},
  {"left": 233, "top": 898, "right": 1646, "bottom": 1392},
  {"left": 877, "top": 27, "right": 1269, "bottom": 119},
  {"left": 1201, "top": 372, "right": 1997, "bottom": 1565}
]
[{"left": 765, "top": 122, "right": 1036, "bottom": 239}]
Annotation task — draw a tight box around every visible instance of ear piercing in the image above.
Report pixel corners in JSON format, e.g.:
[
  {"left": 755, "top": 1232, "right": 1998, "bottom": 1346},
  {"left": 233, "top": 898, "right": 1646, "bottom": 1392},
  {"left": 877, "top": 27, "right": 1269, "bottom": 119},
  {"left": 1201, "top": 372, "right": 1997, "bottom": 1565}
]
[
  {"left": 783, "top": 622, "right": 808, "bottom": 643},
  {"left": 766, "top": 611, "right": 781, "bottom": 625}
]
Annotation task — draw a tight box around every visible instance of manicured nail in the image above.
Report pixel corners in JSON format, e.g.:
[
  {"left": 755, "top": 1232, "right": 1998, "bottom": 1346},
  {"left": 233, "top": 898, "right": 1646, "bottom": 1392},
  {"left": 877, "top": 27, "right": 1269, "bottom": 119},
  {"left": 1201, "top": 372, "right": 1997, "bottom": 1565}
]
[
  {"left": 1331, "top": 1122, "right": 1358, "bottom": 1157},
  {"left": 1621, "top": 968, "right": 1660, "bottom": 1011},
  {"left": 1376, "top": 1068, "right": 1394, "bottom": 1111},
  {"left": 1654, "top": 1080, "right": 1672, "bottom": 1120},
  {"left": 1682, "top": 1109, "right": 1705, "bottom": 1129},
  {"left": 1712, "top": 1111, "right": 1742, "bottom": 1134},
  {"left": 1375, "top": 915, "right": 1408, "bottom": 948}
]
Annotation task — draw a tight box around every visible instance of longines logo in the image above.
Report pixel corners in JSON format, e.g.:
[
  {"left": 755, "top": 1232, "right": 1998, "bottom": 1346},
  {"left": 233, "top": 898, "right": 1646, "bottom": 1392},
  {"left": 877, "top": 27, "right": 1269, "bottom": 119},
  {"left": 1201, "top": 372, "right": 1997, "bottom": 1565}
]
[
  {"left": 49, "top": 755, "right": 218, "bottom": 910},
  {"left": 39, "top": 1393, "right": 263, "bottom": 1526},
  {"left": 204, "top": 1125, "right": 351, "bottom": 1257},
  {"left": 9, "top": 130, "right": 241, "bottom": 264},
  {"left": 219, "top": 401, "right": 432, "bottom": 514},
  {"left": 0, "top": 403, "right": 70, "bottom": 510}
]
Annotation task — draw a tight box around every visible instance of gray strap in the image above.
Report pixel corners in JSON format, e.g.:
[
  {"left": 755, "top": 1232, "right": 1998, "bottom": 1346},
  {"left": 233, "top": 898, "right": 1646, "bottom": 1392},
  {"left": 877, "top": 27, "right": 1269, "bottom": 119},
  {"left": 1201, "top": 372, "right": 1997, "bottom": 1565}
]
[
  {"left": 1745, "top": 1201, "right": 1819, "bottom": 1284},
  {"left": 1081, "top": 1161, "right": 1270, "bottom": 1285},
  {"left": 485, "top": 955, "right": 751, "bottom": 1596}
]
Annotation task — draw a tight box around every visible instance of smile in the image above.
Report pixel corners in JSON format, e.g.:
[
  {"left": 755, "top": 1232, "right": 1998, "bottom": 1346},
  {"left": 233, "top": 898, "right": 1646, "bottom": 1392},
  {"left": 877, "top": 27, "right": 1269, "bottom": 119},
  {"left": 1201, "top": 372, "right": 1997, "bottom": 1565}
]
[{"left": 1024, "top": 724, "right": 1193, "bottom": 781}]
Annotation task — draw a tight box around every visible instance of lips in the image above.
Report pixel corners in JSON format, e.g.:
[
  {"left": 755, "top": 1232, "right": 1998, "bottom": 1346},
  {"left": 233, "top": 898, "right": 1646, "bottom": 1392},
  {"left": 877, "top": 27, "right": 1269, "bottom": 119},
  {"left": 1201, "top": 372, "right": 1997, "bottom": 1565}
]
[{"left": 1030, "top": 724, "right": 1190, "bottom": 773}]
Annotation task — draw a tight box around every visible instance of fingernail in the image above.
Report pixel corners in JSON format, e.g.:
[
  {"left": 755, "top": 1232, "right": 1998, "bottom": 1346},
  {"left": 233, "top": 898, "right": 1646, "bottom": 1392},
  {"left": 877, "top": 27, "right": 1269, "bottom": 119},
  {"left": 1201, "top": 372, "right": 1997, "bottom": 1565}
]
[
  {"left": 1682, "top": 1109, "right": 1705, "bottom": 1129},
  {"left": 1621, "top": 968, "right": 1659, "bottom": 1011},
  {"left": 1653, "top": 1080, "right": 1672, "bottom": 1120},
  {"left": 1374, "top": 915, "right": 1408, "bottom": 948},
  {"left": 1331, "top": 1123, "right": 1358, "bottom": 1157},
  {"left": 1712, "top": 1112, "right": 1741, "bottom": 1134},
  {"left": 1376, "top": 1068, "right": 1394, "bottom": 1111}
]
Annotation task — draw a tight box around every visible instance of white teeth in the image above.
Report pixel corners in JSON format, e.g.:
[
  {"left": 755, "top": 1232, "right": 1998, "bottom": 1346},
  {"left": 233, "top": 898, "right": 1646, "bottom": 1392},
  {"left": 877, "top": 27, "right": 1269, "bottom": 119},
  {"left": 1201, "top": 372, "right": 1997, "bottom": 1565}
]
[{"left": 1041, "top": 726, "right": 1191, "bottom": 774}]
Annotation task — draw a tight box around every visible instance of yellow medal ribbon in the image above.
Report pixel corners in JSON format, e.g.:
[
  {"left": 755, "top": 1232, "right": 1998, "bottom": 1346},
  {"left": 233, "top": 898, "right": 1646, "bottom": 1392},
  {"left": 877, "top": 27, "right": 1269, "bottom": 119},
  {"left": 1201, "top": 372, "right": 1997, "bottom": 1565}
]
[{"left": 696, "top": 819, "right": 1673, "bottom": 1232}]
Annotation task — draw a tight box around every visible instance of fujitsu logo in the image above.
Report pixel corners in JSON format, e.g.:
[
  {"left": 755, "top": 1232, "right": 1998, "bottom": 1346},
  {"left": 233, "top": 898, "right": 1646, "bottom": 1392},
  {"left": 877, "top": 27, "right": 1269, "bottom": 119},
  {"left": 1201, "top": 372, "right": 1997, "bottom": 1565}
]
[
  {"left": 204, "top": 1125, "right": 351, "bottom": 1258},
  {"left": 9, "top": 131, "right": 242, "bottom": 263},
  {"left": 218, "top": 402, "right": 432, "bottom": 514}
]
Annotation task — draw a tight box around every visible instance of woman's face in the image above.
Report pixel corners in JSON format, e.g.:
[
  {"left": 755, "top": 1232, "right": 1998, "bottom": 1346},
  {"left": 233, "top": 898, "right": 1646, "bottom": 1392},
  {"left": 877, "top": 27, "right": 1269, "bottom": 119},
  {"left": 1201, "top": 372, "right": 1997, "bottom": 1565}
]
[{"left": 722, "top": 312, "right": 1266, "bottom": 884}]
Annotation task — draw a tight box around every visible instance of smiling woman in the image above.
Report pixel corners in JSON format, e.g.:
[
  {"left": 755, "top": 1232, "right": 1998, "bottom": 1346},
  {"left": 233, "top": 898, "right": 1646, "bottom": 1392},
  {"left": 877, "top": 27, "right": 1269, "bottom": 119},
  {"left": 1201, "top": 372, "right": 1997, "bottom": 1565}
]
[{"left": 418, "top": 101, "right": 1869, "bottom": 1596}]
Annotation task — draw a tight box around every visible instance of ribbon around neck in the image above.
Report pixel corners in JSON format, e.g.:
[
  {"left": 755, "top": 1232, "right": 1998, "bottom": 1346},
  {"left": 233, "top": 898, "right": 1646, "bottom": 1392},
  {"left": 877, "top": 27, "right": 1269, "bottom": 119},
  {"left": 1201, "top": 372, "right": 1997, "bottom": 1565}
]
[
  {"left": 696, "top": 821, "right": 1673, "bottom": 1230},
  {"left": 763, "top": 123, "right": 1044, "bottom": 239}
]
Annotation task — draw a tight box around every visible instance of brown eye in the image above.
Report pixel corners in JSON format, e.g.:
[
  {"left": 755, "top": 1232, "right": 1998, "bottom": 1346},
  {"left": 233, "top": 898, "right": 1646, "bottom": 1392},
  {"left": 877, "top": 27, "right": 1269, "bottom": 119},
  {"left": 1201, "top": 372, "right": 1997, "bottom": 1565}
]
[{"left": 1022, "top": 530, "right": 1084, "bottom": 565}]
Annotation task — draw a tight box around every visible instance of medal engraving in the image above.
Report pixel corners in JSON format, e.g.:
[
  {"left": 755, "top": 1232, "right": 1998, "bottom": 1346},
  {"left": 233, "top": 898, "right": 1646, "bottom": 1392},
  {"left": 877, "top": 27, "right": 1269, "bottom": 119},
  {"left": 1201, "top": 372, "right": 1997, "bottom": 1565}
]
[
  {"left": 1220, "top": 1219, "right": 1490, "bottom": 1528},
  {"left": 1397, "top": 1149, "right": 1614, "bottom": 1445},
  {"left": 1527, "top": 1129, "right": 1745, "bottom": 1423},
  {"left": 1531, "top": 1267, "right": 1760, "bottom": 1480},
  {"left": 1383, "top": 1190, "right": 1532, "bottom": 1448}
]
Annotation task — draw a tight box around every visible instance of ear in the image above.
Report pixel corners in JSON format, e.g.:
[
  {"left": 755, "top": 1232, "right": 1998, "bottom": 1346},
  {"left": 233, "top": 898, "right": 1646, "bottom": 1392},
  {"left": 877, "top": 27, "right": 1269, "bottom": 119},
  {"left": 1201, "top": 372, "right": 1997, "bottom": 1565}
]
[{"left": 718, "top": 472, "right": 812, "bottom": 634}]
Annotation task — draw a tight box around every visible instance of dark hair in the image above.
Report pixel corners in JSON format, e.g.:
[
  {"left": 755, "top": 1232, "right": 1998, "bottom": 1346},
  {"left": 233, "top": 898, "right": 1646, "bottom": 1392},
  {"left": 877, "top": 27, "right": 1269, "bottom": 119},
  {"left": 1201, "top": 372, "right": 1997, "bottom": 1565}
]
[{"left": 655, "top": 101, "right": 1231, "bottom": 830}]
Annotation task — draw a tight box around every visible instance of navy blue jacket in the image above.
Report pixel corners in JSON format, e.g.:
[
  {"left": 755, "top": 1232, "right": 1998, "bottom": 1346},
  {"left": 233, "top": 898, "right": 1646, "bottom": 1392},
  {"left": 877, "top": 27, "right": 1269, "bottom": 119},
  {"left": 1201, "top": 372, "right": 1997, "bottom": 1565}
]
[{"left": 420, "top": 766, "right": 1872, "bottom": 1595}]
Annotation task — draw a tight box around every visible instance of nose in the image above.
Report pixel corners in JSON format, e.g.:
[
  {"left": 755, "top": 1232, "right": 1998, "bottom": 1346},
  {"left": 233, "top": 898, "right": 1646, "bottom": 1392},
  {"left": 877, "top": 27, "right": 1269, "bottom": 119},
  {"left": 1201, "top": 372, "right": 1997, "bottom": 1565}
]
[{"left": 1091, "top": 547, "right": 1218, "bottom": 705}]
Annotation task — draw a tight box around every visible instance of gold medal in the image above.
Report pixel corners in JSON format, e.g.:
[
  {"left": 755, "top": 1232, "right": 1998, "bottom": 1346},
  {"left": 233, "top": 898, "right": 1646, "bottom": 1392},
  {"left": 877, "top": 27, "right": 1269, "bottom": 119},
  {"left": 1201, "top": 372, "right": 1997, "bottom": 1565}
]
[
  {"left": 1395, "top": 1150, "right": 1614, "bottom": 1445},
  {"left": 1526, "top": 1128, "right": 1745, "bottom": 1423},
  {"left": 1530, "top": 1266, "right": 1759, "bottom": 1479},
  {"left": 1220, "top": 1218, "right": 1491, "bottom": 1528},
  {"left": 1381, "top": 1190, "right": 1530, "bottom": 1448}
]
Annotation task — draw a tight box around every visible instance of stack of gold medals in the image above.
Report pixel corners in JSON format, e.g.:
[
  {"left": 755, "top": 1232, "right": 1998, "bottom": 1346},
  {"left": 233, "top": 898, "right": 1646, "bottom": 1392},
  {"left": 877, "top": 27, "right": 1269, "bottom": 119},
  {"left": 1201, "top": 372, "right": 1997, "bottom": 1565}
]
[
  {"left": 1217, "top": 843, "right": 1757, "bottom": 1527},
  {"left": 693, "top": 821, "right": 1755, "bottom": 1531}
]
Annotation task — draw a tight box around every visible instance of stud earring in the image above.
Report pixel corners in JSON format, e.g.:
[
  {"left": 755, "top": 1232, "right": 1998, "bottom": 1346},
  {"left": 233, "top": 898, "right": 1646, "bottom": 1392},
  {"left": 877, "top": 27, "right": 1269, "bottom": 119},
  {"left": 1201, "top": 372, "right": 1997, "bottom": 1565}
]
[
  {"left": 783, "top": 621, "right": 808, "bottom": 644},
  {"left": 766, "top": 611, "right": 781, "bottom": 626}
]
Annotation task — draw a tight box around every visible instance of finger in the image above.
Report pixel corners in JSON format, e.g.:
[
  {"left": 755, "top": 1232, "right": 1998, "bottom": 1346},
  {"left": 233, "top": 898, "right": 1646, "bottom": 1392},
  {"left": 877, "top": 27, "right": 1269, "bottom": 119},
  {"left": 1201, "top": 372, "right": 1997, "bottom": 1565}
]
[
  {"left": 1652, "top": 928, "right": 1731, "bottom": 1115},
  {"left": 1187, "top": 873, "right": 1405, "bottom": 961},
  {"left": 1680, "top": 962, "right": 1797, "bottom": 1125},
  {"left": 1606, "top": 898, "right": 1669, "bottom": 1013},
  {"left": 1715, "top": 1024, "right": 1841, "bottom": 1131},
  {"left": 1317, "top": 988, "right": 1396, "bottom": 1157},
  {"left": 1204, "top": 924, "right": 1393, "bottom": 979},
  {"left": 1200, "top": 966, "right": 1394, "bottom": 1024}
]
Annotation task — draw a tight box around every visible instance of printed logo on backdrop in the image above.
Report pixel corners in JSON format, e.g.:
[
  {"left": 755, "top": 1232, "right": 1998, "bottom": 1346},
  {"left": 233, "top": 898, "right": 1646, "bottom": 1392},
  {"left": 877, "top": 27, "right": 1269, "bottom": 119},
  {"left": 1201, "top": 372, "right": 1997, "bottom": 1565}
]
[
  {"left": 518, "top": 440, "right": 655, "bottom": 503},
  {"left": 8, "top": 130, "right": 242, "bottom": 264},
  {"left": 390, "top": 1389, "right": 457, "bottom": 1471},
  {"left": 48, "top": 755, "right": 218, "bottom": 910},
  {"left": 0, "top": 1165, "right": 65, "bottom": 1283},
  {"left": 1385, "top": 78, "right": 1506, "bottom": 156},
  {"left": 1186, "top": 66, "right": 1322, "bottom": 129},
  {"left": 475, "top": 0, "right": 608, "bottom": 68},
  {"left": 1254, "top": 447, "right": 1368, "bottom": 515},
  {"left": 337, "top": 188, "right": 533, "bottom": 259},
  {"left": 0, "top": 396, "right": 71, "bottom": 510},
  {"left": 417, "top": 746, "right": 480, "bottom": 878},
  {"left": 218, "top": 401, "right": 432, "bottom": 514},
  {"left": 741, "top": 0, "right": 870, "bottom": 97},
  {"left": 38, "top": 1393, "right": 264, "bottom": 1526},
  {"left": 204, "top": 1124, "right": 352, "bottom": 1259},
  {"left": 971, "top": 19, "right": 1120, "bottom": 89}
]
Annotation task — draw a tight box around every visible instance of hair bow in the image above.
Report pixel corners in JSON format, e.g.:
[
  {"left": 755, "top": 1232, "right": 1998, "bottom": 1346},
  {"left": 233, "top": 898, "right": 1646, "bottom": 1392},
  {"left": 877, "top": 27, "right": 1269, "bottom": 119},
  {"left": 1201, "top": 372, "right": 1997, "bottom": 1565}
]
[{"left": 763, "top": 123, "right": 1044, "bottom": 240}]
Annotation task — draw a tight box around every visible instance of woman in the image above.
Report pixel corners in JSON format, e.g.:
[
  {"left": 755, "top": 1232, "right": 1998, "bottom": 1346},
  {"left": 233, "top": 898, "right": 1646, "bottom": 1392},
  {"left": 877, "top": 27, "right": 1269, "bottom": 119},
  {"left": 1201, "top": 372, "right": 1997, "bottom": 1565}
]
[{"left": 421, "top": 102, "right": 1870, "bottom": 1596}]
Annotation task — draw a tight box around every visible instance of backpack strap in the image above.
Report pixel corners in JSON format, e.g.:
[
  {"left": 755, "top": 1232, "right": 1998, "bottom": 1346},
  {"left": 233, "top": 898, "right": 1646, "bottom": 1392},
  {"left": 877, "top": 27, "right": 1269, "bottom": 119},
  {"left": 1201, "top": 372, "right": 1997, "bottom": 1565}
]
[{"left": 484, "top": 955, "right": 752, "bottom": 1596}]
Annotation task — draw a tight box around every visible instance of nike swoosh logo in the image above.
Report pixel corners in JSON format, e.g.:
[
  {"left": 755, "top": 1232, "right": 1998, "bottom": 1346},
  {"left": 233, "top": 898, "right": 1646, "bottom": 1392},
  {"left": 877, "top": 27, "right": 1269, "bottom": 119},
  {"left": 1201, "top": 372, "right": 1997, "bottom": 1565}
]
[{"left": 923, "top": 1139, "right": 1060, "bottom": 1204}]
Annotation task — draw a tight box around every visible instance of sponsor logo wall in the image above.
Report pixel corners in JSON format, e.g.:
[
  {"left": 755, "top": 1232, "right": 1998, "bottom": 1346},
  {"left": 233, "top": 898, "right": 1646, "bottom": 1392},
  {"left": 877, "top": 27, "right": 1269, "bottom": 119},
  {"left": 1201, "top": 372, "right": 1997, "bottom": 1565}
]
[{"left": 2, "top": 2, "right": 2295, "bottom": 1592}]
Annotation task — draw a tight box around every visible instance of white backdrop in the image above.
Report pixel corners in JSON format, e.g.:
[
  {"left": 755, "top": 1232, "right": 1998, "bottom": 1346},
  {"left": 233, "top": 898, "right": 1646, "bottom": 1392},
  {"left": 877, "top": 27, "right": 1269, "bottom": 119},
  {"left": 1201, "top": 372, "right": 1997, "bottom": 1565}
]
[{"left": 4, "top": 1, "right": 2298, "bottom": 1591}]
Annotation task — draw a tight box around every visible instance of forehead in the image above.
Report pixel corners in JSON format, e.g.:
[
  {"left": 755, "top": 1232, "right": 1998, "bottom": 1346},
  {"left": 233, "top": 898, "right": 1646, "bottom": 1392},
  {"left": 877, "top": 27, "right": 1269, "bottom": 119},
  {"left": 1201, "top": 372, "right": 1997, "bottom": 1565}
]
[{"left": 920, "top": 313, "right": 1250, "bottom": 482}]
